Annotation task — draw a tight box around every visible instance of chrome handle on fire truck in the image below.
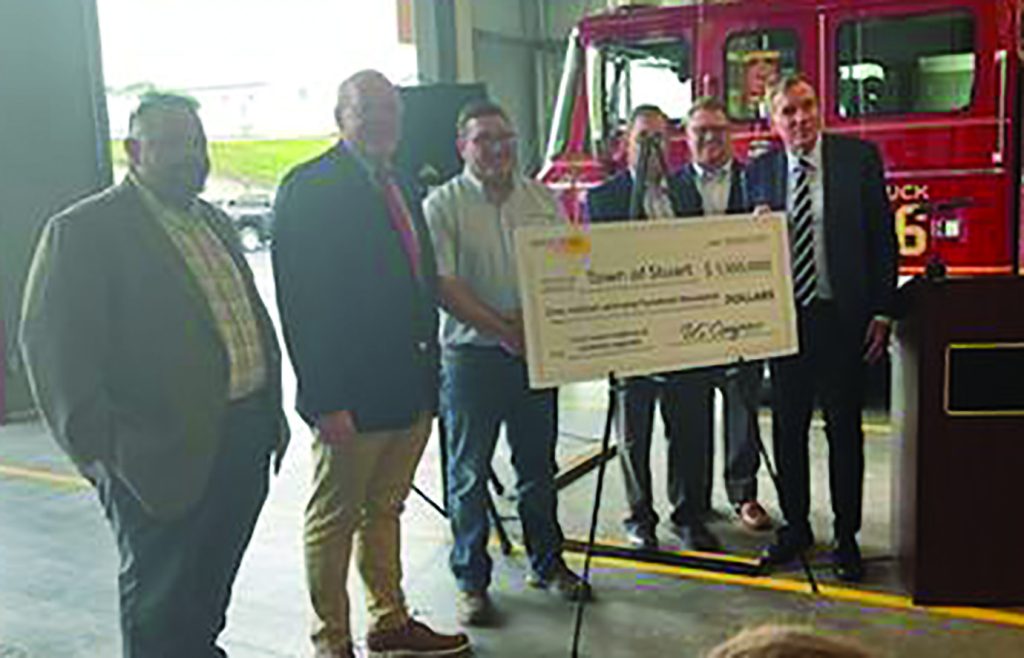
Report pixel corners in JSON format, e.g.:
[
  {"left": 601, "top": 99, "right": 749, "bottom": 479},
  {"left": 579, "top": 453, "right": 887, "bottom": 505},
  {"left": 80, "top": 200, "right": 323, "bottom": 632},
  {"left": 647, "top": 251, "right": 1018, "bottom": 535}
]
[{"left": 994, "top": 49, "right": 1008, "bottom": 166}]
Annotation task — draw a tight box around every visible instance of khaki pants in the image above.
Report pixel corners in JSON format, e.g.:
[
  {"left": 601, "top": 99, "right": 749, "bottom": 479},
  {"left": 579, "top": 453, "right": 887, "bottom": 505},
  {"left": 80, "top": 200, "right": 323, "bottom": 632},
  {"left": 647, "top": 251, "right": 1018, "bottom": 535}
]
[{"left": 304, "top": 413, "right": 431, "bottom": 649}]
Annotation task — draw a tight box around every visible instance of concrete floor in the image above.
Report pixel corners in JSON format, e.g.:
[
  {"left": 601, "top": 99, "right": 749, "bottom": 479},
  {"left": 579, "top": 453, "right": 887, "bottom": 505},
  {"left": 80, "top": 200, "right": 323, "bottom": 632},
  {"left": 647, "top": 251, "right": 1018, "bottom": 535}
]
[{"left": 3, "top": 252, "right": 1024, "bottom": 657}]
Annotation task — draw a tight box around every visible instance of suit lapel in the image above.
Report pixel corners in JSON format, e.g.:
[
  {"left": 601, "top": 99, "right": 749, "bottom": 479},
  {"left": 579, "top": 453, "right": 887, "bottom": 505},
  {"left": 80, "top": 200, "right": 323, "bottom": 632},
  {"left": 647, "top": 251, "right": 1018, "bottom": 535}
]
[
  {"left": 197, "top": 202, "right": 281, "bottom": 361},
  {"left": 611, "top": 173, "right": 637, "bottom": 220},
  {"left": 118, "top": 181, "right": 223, "bottom": 347},
  {"left": 727, "top": 163, "right": 746, "bottom": 212},
  {"left": 674, "top": 166, "right": 703, "bottom": 217},
  {"left": 822, "top": 134, "right": 839, "bottom": 238},
  {"left": 774, "top": 149, "right": 788, "bottom": 211}
]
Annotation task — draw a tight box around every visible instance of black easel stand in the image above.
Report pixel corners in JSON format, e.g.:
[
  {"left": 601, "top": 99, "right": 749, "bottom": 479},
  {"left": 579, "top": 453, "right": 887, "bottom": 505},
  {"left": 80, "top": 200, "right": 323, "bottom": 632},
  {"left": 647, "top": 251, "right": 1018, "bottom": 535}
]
[
  {"left": 733, "top": 358, "right": 818, "bottom": 594},
  {"left": 570, "top": 373, "right": 619, "bottom": 658},
  {"left": 567, "top": 359, "right": 820, "bottom": 656},
  {"left": 411, "top": 418, "right": 513, "bottom": 556}
]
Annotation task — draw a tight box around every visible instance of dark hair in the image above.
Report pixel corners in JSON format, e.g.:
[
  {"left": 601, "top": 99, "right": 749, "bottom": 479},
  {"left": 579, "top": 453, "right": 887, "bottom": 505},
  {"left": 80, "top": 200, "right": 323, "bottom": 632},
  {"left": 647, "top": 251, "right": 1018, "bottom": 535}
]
[
  {"left": 628, "top": 104, "right": 668, "bottom": 125},
  {"left": 688, "top": 96, "right": 727, "bottom": 119},
  {"left": 456, "top": 99, "right": 510, "bottom": 135},
  {"left": 128, "top": 92, "right": 200, "bottom": 136}
]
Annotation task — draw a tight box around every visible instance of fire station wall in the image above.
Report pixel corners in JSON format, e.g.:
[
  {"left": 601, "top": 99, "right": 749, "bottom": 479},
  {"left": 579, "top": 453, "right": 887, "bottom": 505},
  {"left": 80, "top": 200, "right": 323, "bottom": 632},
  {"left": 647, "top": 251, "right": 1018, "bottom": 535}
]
[
  {"left": 414, "top": 0, "right": 603, "bottom": 172},
  {"left": 0, "top": 0, "right": 111, "bottom": 416}
]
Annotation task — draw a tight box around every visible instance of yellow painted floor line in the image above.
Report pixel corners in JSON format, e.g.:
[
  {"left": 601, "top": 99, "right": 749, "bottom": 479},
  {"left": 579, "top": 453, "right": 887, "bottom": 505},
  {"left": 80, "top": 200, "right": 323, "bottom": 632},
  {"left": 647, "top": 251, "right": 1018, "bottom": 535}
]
[
  {"left": 573, "top": 535, "right": 759, "bottom": 566},
  {"left": 562, "top": 548, "right": 1024, "bottom": 629},
  {"left": 0, "top": 463, "right": 88, "bottom": 489},
  {"left": 560, "top": 446, "right": 607, "bottom": 471},
  {"left": 14, "top": 459, "right": 1019, "bottom": 630},
  {"left": 561, "top": 403, "right": 892, "bottom": 436}
]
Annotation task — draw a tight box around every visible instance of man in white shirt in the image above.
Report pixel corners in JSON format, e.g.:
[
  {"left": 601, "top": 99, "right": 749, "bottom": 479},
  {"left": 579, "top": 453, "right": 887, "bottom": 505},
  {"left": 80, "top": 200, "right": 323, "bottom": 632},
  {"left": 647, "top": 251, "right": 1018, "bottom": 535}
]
[
  {"left": 677, "top": 98, "right": 772, "bottom": 533},
  {"left": 424, "top": 100, "right": 591, "bottom": 627}
]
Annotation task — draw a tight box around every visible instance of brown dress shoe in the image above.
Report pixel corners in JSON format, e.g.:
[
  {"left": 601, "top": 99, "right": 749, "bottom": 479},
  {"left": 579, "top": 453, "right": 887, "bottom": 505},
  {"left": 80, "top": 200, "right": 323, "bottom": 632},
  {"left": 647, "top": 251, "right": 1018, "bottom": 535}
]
[
  {"left": 366, "top": 619, "right": 471, "bottom": 657},
  {"left": 737, "top": 500, "right": 772, "bottom": 531}
]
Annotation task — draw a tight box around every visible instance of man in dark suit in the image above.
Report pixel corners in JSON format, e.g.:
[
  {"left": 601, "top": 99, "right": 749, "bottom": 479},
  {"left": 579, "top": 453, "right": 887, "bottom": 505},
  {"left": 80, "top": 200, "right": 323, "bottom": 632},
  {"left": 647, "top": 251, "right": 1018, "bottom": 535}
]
[
  {"left": 20, "top": 93, "right": 289, "bottom": 658},
  {"left": 272, "top": 70, "right": 470, "bottom": 658},
  {"left": 678, "top": 98, "right": 772, "bottom": 534},
  {"left": 586, "top": 104, "right": 719, "bottom": 552},
  {"left": 747, "top": 74, "right": 897, "bottom": 582}
]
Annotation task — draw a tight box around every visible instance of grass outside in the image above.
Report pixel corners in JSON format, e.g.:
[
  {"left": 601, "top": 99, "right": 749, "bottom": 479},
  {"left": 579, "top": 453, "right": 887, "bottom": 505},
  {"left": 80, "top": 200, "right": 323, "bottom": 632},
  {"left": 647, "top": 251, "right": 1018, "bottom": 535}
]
[{"left": 110, "top": 136, "right": 337, "bottom": 189}]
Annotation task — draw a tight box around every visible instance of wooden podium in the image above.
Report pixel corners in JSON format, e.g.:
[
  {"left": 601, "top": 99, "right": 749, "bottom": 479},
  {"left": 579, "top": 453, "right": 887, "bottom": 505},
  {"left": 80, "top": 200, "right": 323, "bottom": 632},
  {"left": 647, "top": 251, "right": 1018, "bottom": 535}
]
[
  {"left": 0, "top": 317, "right": 5, "bottom": 425},
  {"left": 893, "top": 276, "right": 1024, "bottom": 605}
]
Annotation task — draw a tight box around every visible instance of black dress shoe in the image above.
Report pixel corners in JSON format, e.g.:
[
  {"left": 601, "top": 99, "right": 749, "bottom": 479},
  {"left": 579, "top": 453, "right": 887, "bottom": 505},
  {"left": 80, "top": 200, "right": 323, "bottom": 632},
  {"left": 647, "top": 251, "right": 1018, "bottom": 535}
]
[
  {"left": 625, "top": 525, "right": 658, "bottom": 550},
  {"left": 671, "top": 521, "right": 722, "bottom": 552},
  {"left": 759, "top": 526, "right": 813, "bottom": 569},
  {"left": 832, "top": 539, "right": 864, "bottom": 583}
]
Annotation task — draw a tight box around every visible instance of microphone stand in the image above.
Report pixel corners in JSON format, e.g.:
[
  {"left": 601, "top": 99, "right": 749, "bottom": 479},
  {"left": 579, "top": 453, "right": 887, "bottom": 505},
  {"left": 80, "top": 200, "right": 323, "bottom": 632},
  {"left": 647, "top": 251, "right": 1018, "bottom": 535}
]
[{"left": 628, "top": 134, "right": 659, "bottom": 219}]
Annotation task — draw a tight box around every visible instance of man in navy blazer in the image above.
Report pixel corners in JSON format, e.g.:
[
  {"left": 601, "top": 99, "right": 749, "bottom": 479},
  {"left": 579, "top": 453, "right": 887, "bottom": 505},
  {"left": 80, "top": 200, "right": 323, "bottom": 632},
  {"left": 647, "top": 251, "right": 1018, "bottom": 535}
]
[
  {"left": 747, "top": 74, "right": 897, "bottom": 582},
  {"left": 677, "top": 98, "right": 772, "bottom": 535},
  {"left": 586, "top": 105, "right": 720, "bottom": 552},
  {"left": 273, "top": 70, "right": 470, "bottom": 658}
]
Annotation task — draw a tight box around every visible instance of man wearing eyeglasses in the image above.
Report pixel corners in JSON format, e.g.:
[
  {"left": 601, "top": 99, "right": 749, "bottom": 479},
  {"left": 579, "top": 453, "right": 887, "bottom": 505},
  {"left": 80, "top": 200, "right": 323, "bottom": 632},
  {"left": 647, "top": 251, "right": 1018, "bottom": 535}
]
[
  {"left": 586, "top": 104, "right": 721, "bottom": 554},
  {"left": 424, "top": 100, "right": 590, "bottom": 627},
  {"left": 678, "top": 98, "right": 772, "bottom": 535}
]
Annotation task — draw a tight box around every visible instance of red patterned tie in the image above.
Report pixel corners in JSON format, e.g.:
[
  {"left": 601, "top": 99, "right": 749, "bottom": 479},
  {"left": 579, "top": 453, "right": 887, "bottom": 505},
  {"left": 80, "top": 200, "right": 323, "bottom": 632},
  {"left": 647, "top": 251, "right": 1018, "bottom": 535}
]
[{"left": 376, "top": 168, "right": 422, "bottom": 281}]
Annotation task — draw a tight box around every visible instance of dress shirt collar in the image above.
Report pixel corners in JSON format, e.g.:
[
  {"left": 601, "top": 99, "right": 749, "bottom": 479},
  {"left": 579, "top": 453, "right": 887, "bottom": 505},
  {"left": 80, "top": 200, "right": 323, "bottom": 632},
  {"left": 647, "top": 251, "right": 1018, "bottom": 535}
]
[
  {"left": 128, "top": 170, "right": 200, "bottom": 220},
  {"left": 462, "top": 165, "right": 521, "bottom": 198},
  {"left": 342, "top": 140, "right": 392, "bottom": 183},
  {"left": 786, "top": 136, "right": 823, "bottom": 174},
  {"left": 692, "top": 159, "right": 733, "bottom": 182}
]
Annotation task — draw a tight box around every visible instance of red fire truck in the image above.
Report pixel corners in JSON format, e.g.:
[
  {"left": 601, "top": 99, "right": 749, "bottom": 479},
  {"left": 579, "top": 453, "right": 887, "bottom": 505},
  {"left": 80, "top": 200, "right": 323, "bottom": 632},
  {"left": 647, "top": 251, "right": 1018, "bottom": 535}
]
[{"left": 540, "top": 0, "right": 1022, "bottom": 277}]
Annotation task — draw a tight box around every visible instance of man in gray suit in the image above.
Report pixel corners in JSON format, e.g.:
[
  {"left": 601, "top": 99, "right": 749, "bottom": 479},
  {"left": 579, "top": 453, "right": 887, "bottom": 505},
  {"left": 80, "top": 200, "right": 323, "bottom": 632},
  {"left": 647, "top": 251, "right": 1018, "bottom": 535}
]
[{"left": 20, "top": 93, "right": 289, "bottom": 657}]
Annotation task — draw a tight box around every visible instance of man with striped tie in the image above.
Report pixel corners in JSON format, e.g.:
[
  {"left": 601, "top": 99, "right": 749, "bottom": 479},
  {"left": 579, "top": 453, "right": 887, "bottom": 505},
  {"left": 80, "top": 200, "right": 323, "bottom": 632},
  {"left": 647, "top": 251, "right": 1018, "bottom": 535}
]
[{"left": 747, "top": 74, "right": 897, "bottom": 582}]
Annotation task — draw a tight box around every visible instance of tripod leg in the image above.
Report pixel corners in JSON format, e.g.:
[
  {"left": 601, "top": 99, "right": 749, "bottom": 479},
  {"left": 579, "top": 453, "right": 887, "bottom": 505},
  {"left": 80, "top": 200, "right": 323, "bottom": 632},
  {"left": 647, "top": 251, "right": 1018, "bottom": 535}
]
[
  {"left": 741, "top": 368, "right": 819, "bottom": 594},
  {"left": 571, "top": 375, "right": 617, "bottom": 658},
  {"left": 489, "top": 468, "right": 507, "bottom": 498},
  {"left": 411, "top": 483, "right": 448, "bottom": 518},
  {"left": 439, "top": 417, "right": 450, "bottom": 516}
]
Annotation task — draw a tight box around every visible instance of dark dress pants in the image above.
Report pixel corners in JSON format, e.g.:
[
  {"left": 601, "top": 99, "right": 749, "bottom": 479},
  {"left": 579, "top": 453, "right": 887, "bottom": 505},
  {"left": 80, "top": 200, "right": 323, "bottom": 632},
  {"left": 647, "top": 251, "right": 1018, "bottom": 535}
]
[
  {"left": 94, "top": 393, "right": 275, "bottom": 658},
  {"left": 769, "top": 301, "right": 866, "bottom": 542},
  {"left": 616, "top": 370, "right": 713, "bottom": 531},
  {"left": 709, "top": 362, "right": 764, "bottom": 506}
]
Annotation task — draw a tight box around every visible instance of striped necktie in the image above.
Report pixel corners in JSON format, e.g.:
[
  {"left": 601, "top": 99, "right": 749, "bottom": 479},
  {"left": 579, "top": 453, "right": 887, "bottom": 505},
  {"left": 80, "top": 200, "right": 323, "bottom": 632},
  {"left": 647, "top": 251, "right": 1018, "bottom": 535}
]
[{"left": 790, "top": 156, "right": 817, "bottom": 306}]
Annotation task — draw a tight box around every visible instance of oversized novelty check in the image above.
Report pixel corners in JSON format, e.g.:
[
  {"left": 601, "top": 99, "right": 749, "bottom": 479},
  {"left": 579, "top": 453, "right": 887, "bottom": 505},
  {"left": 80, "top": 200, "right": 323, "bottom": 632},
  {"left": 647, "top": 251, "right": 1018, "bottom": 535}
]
[{"left": 514, "top": 213, "right": 799, "bottom": 388}]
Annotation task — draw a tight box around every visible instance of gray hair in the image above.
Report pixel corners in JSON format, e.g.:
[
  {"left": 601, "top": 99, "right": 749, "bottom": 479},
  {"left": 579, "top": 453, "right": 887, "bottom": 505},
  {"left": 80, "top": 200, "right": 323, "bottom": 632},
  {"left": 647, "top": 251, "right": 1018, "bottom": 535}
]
[
  {"left": 335, "top": 69, "right": 395, "bottom": 126},
  {"left": 766, "top": 72, "right": 815, "bottom": 108}
]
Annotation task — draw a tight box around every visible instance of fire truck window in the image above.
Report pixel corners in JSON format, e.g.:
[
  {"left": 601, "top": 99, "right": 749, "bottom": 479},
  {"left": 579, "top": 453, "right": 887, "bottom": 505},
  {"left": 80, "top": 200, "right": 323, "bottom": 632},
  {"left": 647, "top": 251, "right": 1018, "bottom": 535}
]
[
  {"left": 601, "top": 39, "right": 693, "bottom": 137},
  {"left": 836, "top": 12, "right": 975, "bottom": 117},
  {"left": 725, "top": 30, "right": 799, "bottom": 121}
]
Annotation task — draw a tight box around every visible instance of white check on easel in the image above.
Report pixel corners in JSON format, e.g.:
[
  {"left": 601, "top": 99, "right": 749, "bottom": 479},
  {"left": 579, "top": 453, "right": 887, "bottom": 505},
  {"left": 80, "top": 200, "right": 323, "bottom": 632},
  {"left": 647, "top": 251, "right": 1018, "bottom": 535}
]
[{"left": 513, "top": 212, "right": 800, "bottom": 388}]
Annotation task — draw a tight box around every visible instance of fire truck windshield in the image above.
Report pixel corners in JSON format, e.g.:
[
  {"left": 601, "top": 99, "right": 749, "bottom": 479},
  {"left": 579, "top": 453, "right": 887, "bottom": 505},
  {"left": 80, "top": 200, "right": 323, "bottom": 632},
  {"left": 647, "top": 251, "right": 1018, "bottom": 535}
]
[{"left": 593, "top": 38, "right": 693, "bottom": 144}]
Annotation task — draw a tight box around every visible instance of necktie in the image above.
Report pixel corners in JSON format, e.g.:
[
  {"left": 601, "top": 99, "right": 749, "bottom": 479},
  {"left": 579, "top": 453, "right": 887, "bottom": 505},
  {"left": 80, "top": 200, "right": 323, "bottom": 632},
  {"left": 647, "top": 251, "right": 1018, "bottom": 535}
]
[
  {"left": 376, "top": 169, "right": 422, "bottom": 281},
  {"left": 790, "top": 157, "right": 817, "bottom": 306}
]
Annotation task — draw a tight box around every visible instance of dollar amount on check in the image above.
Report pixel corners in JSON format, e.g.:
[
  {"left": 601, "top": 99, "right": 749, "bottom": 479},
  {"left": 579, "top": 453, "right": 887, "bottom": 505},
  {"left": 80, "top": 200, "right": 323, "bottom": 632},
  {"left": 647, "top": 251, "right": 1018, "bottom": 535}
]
[{"left": 513, "top": 213, "right": 799, "bottom": 388}]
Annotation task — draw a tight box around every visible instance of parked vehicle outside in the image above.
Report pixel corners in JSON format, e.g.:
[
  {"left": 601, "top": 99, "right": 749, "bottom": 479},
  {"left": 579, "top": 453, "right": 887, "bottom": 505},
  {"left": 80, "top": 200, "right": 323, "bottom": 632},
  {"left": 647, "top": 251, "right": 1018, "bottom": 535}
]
[{"left": 219, "top": 193, "right": 274, "bottom": 251}]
